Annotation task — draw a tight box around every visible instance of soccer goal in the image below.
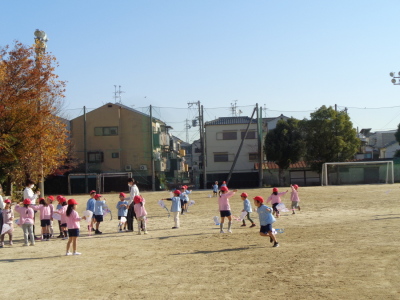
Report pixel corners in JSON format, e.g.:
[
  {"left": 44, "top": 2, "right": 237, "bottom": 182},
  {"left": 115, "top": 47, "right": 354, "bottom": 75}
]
[{"left": 321, "top": 161, "right": 394, "bottom": 186}]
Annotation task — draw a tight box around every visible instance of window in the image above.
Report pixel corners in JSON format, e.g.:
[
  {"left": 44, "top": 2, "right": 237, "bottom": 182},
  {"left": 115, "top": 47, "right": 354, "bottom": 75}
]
[
  {"left": 222, "top": 131, "right": 237, "bottom": 140},
  {"left": 111, "top": 152, "right": 119, "bottom": 158},
  {"left": 88, "top": 152, "right": 103, "bottom": 163},
  {"left": 248, "top": 153, "right": 259, "bottom": 161},
  {"left": 214, "top": 152, "right": 229, "bottom": 162},
  {"left": 241, "top": 131, "right": 256, "bottom": 139},
  {"left": 94, "top": 127, "right": 118, "bottom": 136}
]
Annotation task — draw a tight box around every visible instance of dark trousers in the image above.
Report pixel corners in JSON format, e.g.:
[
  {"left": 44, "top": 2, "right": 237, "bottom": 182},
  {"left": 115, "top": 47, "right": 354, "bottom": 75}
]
[{"left": 126, "top": 205, "right": 136, "bottom": 231}]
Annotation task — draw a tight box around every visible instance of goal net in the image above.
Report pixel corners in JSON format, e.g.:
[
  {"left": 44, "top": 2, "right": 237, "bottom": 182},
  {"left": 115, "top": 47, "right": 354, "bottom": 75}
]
[{"left": 321, "top": 161, "right": 394, "bottom": 186}]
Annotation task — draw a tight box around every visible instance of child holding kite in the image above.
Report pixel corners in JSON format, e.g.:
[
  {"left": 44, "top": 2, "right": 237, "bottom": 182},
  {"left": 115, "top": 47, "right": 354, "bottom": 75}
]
[
  {"left": 134, "top": 195, "right": 147, "bottom": 235},
  {"left": 266, "top": 187, "right": 288, "bottom": 218},
  {"left": 254, "top": 196, "right": 279, "bottom": 248},
  {"left": 0, "top": 199, "right": 14, "bottom": 247},
  {"left": 162, "top": 190, "right": 182, "bottom": 229},
  {"left": 116, "top": 192, "right": 128, "bottom": 232},
  {"left": 290, "top": 184, "right": 301, "bottom": 214}
]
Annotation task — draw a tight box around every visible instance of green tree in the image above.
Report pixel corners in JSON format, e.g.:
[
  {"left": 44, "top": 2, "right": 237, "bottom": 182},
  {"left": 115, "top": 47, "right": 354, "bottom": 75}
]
[
  {"left": 395, "top": 123, "right": 400, "bottom": 145},
  {"left": 303, "top": 105, "right": 360, "bottom": 173},
  {"left": 264, "top": 118, "right": 306, "bottom": 186}
]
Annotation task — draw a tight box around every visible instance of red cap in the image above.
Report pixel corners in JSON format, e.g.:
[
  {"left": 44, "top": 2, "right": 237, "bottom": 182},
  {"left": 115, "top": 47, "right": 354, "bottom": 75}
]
[
  {"left": 94, "top": 194, "right": 102, "bottom": 199},
  {"left": 272, "top": 187, "right": 278, "bottom": 193},
  {"left": 39, "top": 197, "right": 45, "bottom": 202},
  {"left": 48, "top": 195, "right": 55, "bottom": 201},
  {"left": 293, "top": 184, "right": 299, "bottom": 190},
  {"left": 4, "top": 199, "right": 11, "bottom": 204},
  {"left": 183, "top": 185, "right": 188, "bottom": 189},
  {"left": 57, "top": 195, "right": 66, "bottom": 203},
  {"left": 173, "top": 190, "right": 181, "bottom": 195},
  {"left": 119, "top": 192, "right": 126, "bottom": 197},
  {"left": 23, "top": 199, "right": 31, "bottom": 205},
  {"left": 134, "top": 195, "right": 143, "bottom": 204},
  {"left": 90, "top": 190, "right": 96, "bottom": 194},
  {"left": 240, "top": 192, "right": 248, "bottom": 198},
  {"left": 253, "top": 196, "right": 264, "bottom": 203},
  {"left": 67, "top": 199, "right": 78, "bottom": 205},
  {"left": 220, "top": 186, "right": 228, "bottom": 192},
  {"left": 222, "top": 181, "right": 226, "bottom": 184}
]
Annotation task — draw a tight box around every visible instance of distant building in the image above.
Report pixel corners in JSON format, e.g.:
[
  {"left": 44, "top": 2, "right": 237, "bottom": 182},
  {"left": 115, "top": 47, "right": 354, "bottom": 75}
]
[{"left": 356, "top": 129, "right": 400, "bottom": 159}]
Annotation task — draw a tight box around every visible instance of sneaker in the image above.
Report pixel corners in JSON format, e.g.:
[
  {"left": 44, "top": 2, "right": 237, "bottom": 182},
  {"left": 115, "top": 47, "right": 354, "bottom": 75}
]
[
  {"left": 66, "top": 252, "right": 72, "bottom": 256},
  {"left": 273, "top": 242, "right": 279, "bottom": 248},
  {"left": 144, "top": 231, "right": 148, "bottom": 235},
  {"left": 62, "top": 237, "right": 67, "bottom": 240},
  {"left": 292, "top": 212, "right": 295, "bottom": 215},
  {"left": 172, "top": 227, "right": 178, "bottom": 229},
  {"left": 34, "top": 236, "right": 41, "bottom": 241},
  {"left": 241, "top": 224, "right": 246, "bottom": 227},
  {"left": 73, "top": 252, "right": 82, "bottom": 255},
  {"left": 9, "top": 241, "right": 13, "bottom": 246},
  {"left": 298, "top": 206, "right": 301, "bottom": 211},
  {"left": 250, "top": 224, "right": 256, "bottom": 228},
  {"left": 57, "top": 235, "right": 63, "bottom": 238},
  {"left": 220, "top": 230, "right": 225, "bottom": 234},
  {"left": 228, "top": 229, "right": 232, "bottom": 233},
  {"left": 30, "top": 243, "right": 35, "bottom": 246},
  {"left": 95, "top": 230, "right": 102, "bottom": 235}
]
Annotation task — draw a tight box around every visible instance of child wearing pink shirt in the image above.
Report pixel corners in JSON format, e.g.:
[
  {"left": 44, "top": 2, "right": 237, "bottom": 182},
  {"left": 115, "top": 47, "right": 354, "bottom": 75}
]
[
  {"left": 31, "top": 198, "right": 53, "bottom": 241},
  {"left": 14, "top": 199, "right": 35, "bottom": 246},
  {"left": 54, "top": 197, "right": 68, "bottom": 240},
  {"left": 218, "top": 186, "right": 238, "bottom": 233},
  {"left": 65, "top": 199, "right": 86, "bottom": 256},
  {"left": 266, "top": 187, "right": 288, "bottom": 218},
  {"left": 290, "top": 184, "right": 301, "bottom": 214},
  {"left": 0, "top": 199, "right": 14, "bottom": 247},
  {"left": 133, "top": 195, "right": 147, "bottom": 235}
]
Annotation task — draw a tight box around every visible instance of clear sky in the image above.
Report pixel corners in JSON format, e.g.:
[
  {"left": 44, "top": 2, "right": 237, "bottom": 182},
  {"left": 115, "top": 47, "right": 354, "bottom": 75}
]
[{"left": 2, "top": 0, "right": 400, "bottom": 142}]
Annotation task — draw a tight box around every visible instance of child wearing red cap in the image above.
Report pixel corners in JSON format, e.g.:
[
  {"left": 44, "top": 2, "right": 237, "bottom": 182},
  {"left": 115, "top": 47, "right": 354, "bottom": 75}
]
[
  {"left": 219, "top": 181, "right": 227, "bottom": 196},
  {"left": 162, "top": 190, "right": 182, "bottom": 229},
  {"left": 240, "top": 193, "right": 256, "bottom": 228},
  {"left": 254, "top": 196, "right": 279, "bottom": 247},
  {"left": 55, "top": 196, "right": 68, "bottom": 239},
  {"left": 65, "top": 199, "right": 86, "bottom": 256},
  {"left": 218, "top": 186, "right": 238, "bottom": 233},
  {"left": 0, "top": 199, "right": 14, "bottom": 247},
  {"left": 93, "top": 194, "right": 107, "bottom": 234},
  {"left": 86, "top": 190, "right": 97, "bottom": 232},
  {"left": 134, "top": 195, "right": 147, "bottom": 235},
  {"left": 266, "top": 187, "right": 288, "bottom": 218},
  {"left": 31, "top": 198, "right": 54, "bottom": 241},
  {"left": 14, "top": 199, "right": 35, "bottom": 246},
  {"left": 116, "top": 192, "right": 128, "bottom": 232},
  {"left": 290, "top": 184, "right": 301, "bottom": 214}
]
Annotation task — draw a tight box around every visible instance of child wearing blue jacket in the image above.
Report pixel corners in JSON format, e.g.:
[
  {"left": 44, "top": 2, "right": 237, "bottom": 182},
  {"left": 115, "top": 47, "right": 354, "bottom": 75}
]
[
  {"left": 162, "top": 190, "right": 182, "bottom": 229},
  {"left": 240, "top": 193, "right": 256, "bottom": 228},
  {"left": 116, "top": 192, "right": 128, "bottom": 232},
  {"left": 254, "top": 196, "right": 279, "bottom": 248}
]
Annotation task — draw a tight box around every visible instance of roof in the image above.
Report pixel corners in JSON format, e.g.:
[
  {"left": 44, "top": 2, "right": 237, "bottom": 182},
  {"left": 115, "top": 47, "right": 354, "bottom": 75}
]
[
  {"left": 255, "top": 161, "right": 309, "bottom": 170},
  {"left": 205, "top": 116, "right": 257, "bottom": 126}
]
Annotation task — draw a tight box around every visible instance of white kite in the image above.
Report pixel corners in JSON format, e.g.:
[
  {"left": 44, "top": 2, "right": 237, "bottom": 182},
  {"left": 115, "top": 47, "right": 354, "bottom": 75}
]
[
  {"left": 213, "top": 216, "right": 220, "bottom": 225},
  {"left": 82, "top": 210, "right": 93, "bottom": 223},
  {"left": 158, "top": 200, "right": 170, "bottom": 218},
  {"left": 276, "top": 203, "right": 289, "bottom": 212},
  {"left": 188, "top": 200, "right": 195, "bottom": 207},
  {"left": 52, "top": 213, "right": 61, "bottom": 221},
  {"left": 1, "top": 224, "right": 11, "bottom": 235},
  {"left": 239, "top": 211, "right": 248, "bottom": 221}
]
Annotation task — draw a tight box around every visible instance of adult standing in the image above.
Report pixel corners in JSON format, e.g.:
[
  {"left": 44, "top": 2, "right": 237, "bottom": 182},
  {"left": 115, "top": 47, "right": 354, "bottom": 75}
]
[
  {"left": 126, "top": 178, "right": 139, "bottom": 232},
  {"left": 23, "top": 180, "right": 40, "bottom": 240}
]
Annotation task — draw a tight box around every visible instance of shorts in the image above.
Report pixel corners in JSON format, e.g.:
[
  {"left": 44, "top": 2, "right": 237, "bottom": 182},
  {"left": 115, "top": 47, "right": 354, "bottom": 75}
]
[
  {"left": 60, "top": 223, "right": 67, "bottom": 228},
  {"left": 220, "top": 210, "right": 232, "bottom": 217},
  {"left": 260, "top": 224, "right": 273, "bottom": 234},
  {"left": 94, "top": 215, "right": 103, "bottom": 222},
  {"left": 68, "top": 228, "right": 80, "bottom": 237},
  {"left": 40, "top": 219, "right": 51, "bottom": 227},
  {"left": 272, "top": 203, "right": 279, "bottom": 213},
  {"left": 291, "top": 201, "right": 299, "bottom": 209}
]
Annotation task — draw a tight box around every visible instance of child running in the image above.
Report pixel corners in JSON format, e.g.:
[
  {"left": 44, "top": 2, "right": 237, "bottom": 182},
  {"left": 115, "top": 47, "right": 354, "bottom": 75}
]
[
  {"left": 240, "top": 193, "right": 256, "bottom": 228},
  {"left": 134, "top": 195, "right": 147, "bottom": 235},
  {"left": 65, "top": 199, "right": 86, "bottom": 256},
  {"left": 290, "top": 184, "right": 301, "bottom": 214},
  {"left": 253, "top": 196, "right": 279, "bottom": 248},
  {"left": 116, "top": 192, "right": 128, "bottom": 232},
  {"left": 266, "top": 187, "right": 288, "bottom": 218},
  {"left": 0, "top": 199, "right": 14, "bottom": 247},
  {"left": 218, "top": 186, "right": 238, "bottom": 233},
  {"left": 162, "top": 190, "right": 182, "bottom": 229},
  {"left": 14, "top": 199, "right": 35, "bottom": 246},
  {"left": 212, "top": 181, "right": 219, "bottom": 197},
  {"left": 32, "top": 198, "right": 54, "bottom": 241}
]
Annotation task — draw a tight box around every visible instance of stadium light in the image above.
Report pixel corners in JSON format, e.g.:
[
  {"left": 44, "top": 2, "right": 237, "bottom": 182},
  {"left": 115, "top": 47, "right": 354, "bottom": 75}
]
[{"left": 389, "top": 71, "right": 400, "bottom": 85}]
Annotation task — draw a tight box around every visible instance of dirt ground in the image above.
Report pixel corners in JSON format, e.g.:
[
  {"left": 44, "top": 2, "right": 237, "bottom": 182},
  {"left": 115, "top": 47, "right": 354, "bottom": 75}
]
[{"left": 1, "top": 184, "right": 400, "bottom": 299}]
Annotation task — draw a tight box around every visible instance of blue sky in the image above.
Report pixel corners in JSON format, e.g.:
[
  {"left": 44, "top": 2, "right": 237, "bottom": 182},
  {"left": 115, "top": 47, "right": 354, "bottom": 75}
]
[{"left": 2, "top": 0, "right": 400, "bottom": 142}]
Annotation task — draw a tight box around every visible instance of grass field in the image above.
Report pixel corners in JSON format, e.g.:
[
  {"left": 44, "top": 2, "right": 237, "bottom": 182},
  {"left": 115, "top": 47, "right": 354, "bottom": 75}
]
[{"left": 2, "top": 184, "right": 400, "bottom": 299}]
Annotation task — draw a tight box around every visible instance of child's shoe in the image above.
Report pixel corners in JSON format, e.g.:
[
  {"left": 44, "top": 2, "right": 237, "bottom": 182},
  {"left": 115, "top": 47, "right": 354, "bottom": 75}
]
[
  {"left": 228, "top": 229, "right": 232, "bottom": 233},
  {"left": 144, "top": 231, "right": 148, "bottom": 235},
  {"left": 23, "top": 243, "right": 29, "bottom": 246},
  {"left": 241, "top": 224, "right": 246, "bottom": 227},
  {"left": 66, "top": 252, "right": 72, "bottom": 256},
  {"left": 0, "top": 242, "right": 4, "bottom": 248},
  {"left": 292, "top": 211, "right": 295, "bottom": 215},
  {"left": 220, "top": 230, "right": 225, "bottom": 234},
  {"left": 73, "top": 252, "right": 81, "bottom": 255},
  {"left": 9, "top": 241, "right": 13, "bottom": 246},
  {"left": 273, "top": 242, "right": 279, "bottom": 247}
]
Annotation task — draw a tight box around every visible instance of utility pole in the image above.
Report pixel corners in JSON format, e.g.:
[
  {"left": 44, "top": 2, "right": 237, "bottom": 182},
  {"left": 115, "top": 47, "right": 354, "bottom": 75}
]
[
  {"left": 185, "top": 119, "right": 191, "bottom": 143},
  {"left": 84, "top": 106, "right": 88, "bottom": 193},
  {"left": 257, "top": 103, "right": 263, "bottom": 188},
  {"left": 150, "top": 105, "right": 155, "bottom": 191}
]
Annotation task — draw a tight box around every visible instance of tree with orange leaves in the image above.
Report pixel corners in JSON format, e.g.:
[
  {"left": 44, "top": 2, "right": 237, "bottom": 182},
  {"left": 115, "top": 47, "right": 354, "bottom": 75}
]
[{"left": 0, "top": 41, "right": 70, "bottom": 193}]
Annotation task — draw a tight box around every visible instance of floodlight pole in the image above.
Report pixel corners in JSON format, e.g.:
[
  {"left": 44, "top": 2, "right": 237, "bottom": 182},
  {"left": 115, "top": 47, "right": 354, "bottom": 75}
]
[{"left": 389, "top": 72, "right": 400, "bottom": 85}]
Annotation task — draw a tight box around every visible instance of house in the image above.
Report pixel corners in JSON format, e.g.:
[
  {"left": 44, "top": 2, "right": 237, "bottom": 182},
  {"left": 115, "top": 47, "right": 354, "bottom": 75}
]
[
  {"left": 356, "top": 129, "right": 400, "bottom": 159},
  {"left": 69, "top": 102, "right": 172, "bottom": 190},
  {"left": 263, "top": 114, "right": 289, "bottom": 132}
]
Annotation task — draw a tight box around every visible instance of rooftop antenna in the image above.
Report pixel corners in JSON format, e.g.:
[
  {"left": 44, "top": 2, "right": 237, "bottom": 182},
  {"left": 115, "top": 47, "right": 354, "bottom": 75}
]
[
  {"left": 113, "top": 85, "right": 125, "bottom": 103},
  {"left": 231, "top": 100, "right": 238, "bottom": 117}
]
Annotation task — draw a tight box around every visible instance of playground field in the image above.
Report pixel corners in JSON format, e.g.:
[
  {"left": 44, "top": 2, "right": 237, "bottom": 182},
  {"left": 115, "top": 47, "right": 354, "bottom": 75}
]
[{"left": 2, "top": 184, "right": 400, "bottom": 299}]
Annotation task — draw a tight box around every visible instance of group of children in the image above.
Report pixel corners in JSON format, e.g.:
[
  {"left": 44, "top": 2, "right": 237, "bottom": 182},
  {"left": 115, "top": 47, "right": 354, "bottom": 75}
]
[{"left": 0, "top": 176, "right": 301, "bottom": 253}]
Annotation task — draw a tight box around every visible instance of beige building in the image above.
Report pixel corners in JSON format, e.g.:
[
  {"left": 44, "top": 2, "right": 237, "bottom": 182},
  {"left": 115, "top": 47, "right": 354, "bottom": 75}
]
[{"left": 70, "top": 103, "right": 170, "bottom": 178}]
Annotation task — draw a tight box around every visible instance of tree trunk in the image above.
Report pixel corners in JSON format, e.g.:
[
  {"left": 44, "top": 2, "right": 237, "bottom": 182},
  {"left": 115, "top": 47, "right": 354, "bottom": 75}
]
[{"left": 278, "top": 168, "right": 285, "bottom": 187}]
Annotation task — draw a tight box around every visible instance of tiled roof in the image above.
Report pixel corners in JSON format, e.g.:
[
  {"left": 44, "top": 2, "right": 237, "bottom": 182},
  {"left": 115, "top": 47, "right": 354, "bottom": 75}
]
[
  {"left": 205, "top": 117, "right": 257, "bottom": 126},
  {"left": 255, "top": 161, "right": 309, "bottom": 170}
]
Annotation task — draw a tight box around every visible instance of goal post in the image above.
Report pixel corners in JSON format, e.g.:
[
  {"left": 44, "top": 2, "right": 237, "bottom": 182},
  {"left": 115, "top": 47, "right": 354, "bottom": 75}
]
[{"left": 321, "top": 161, "right": 394, "bottom": 186}]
